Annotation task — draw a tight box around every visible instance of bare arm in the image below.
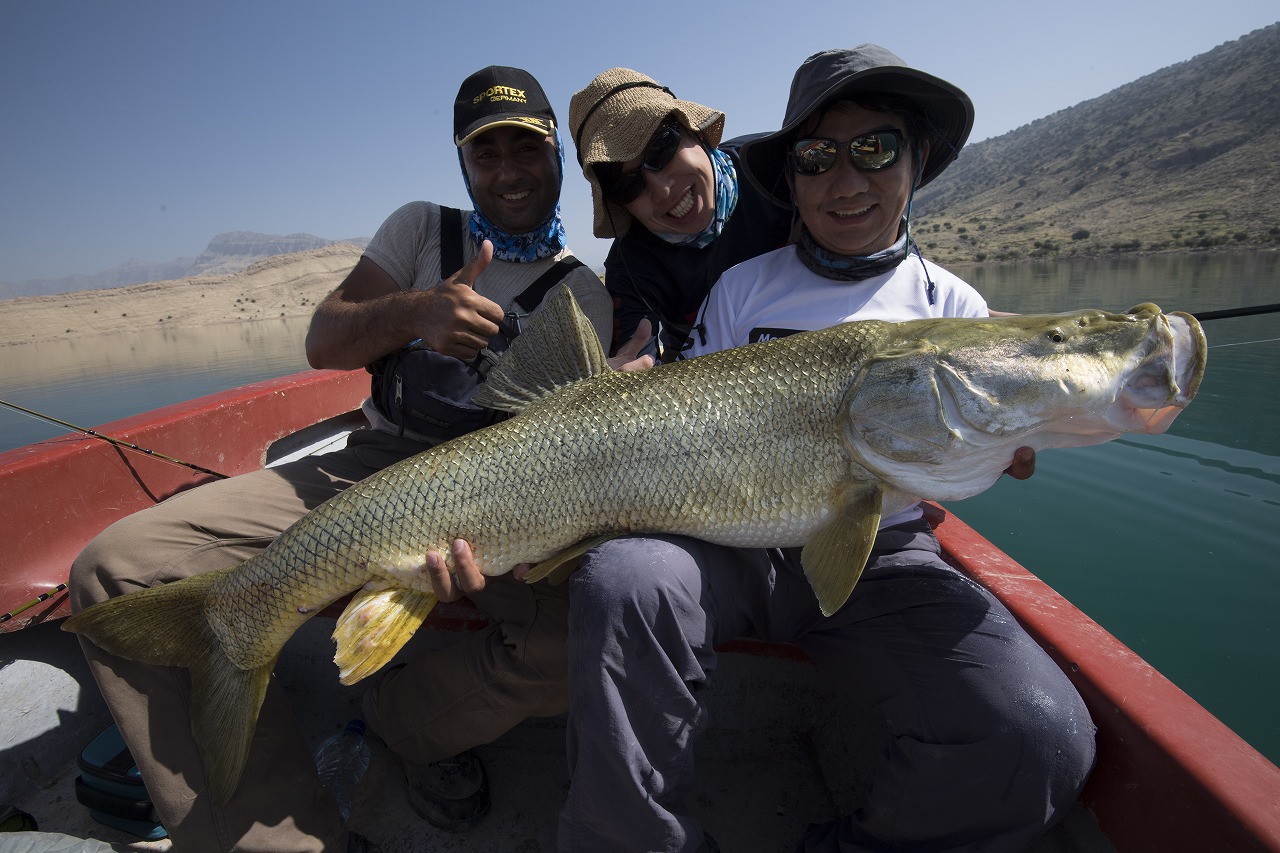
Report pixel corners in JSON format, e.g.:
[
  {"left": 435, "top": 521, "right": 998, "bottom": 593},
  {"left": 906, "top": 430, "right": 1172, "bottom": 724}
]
[{"left": 306, "top": 242, "right": 504, "bottom": 370}]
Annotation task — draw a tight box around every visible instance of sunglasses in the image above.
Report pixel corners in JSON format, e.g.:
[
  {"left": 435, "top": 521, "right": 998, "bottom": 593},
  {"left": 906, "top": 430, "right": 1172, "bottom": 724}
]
[
  {"left": 789, "top": 130, "right": 904, "bottom": 176},
  {"left": 607, "top": 124, "right": 683, "bottom": 205}
]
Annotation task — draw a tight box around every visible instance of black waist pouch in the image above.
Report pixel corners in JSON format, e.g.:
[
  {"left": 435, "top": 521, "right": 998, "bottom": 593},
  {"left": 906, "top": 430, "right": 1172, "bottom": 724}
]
[{"left": 369, "top": 343, "right": 507, "bottom": 444}]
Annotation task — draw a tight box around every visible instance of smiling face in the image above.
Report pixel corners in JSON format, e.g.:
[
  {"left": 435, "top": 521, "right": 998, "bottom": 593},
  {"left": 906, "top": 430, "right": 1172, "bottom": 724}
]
[
  {"left": 461, "top": 126, "right": 560, "bottom": 234},
  {"left": 791, "top": 101, "right": 923, "bottom": 257},
  {"left": 619, "top": 127, "right": 717, "bottom": 235}
]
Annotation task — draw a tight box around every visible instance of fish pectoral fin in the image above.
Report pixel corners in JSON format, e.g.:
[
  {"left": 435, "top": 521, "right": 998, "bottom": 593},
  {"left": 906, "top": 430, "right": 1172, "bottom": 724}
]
[
  {"left": 333, "top": 586, "right": 437, "bottom": 686},
  {"left": 523, "top": 534, "right": 619, "bottom": 584},
  {"left": 801, "top": 486, "right": 883, "bottom": 617}
]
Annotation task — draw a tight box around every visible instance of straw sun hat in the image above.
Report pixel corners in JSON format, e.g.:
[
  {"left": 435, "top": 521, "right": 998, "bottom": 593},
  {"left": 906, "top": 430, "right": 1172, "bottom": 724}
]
[{"left": 569, "top": 69, "right": 724, "bottom": 237}]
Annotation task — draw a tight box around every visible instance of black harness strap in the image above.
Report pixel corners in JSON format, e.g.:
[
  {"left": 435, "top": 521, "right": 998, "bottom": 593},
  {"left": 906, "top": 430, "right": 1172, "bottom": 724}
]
[{"left": 439, "top": 206, "right": 464, "bottom": 279}]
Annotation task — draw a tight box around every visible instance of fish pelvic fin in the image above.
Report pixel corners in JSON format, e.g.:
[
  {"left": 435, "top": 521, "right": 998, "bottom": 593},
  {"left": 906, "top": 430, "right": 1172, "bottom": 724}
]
[
  {"left": 522, "top": 534, "right": 620, "bottom": 585},
  {"left": 62, "top": 569, "right": 274, "bottom": 806},
  {"left": 333, "top": 585, "right": 437, "bottom": 685},
  {"left": 473, "top": 283, "right": 610, "bottom": 414},
  {"left": 801, "top": 486, "right": 883, "bottom": 617}
]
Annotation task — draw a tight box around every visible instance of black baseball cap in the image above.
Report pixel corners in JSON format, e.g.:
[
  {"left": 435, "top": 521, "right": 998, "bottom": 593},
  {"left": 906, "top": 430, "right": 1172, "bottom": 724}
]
[{"left": 454, "top": 66, "right": 557, "bottom": 147}]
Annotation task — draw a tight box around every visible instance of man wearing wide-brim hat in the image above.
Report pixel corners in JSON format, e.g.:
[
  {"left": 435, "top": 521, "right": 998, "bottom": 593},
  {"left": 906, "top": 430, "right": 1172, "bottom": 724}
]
[{"left": 559, "top": 45, "right": 1094, "bottom": 853}]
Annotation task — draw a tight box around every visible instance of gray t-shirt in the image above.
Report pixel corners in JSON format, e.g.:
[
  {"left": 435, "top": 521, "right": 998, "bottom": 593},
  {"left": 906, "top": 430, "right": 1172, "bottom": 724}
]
[{"left": 360, "top": 200, "right": 611, "bottom": 441}]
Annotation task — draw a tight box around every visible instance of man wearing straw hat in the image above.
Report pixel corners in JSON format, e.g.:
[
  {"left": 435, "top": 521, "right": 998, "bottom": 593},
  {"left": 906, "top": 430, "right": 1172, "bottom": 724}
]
[
  {"left": 69, "top": 65, "right": 628, "bottom": 853},
  {"left": 554, "top": 46, "right": 1095, "bottom": 853},
  {"left": 568, "top": 68, "right": 793, "bottom": 358}
]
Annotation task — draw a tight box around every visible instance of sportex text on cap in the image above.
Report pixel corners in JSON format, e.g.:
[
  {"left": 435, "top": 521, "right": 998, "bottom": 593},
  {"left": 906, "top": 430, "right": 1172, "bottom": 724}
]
[{"left": 454, "top": 65, "right": 557, "bottom": 147}]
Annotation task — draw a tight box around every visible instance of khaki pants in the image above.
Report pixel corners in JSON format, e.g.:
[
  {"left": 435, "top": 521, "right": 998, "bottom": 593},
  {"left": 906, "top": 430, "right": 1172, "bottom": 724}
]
[{"left": 70, "top": 429, "right": 569, "bottom": 853}]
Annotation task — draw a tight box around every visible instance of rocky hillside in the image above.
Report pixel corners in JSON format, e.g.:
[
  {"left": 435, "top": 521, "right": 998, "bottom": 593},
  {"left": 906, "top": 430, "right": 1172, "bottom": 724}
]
[
  {"left": 913, "top": 23, "right": 1280, "bottom": 265},
  {"left": 1, "top": 231, "right": 369, "bottom": 300},
  {"left": 0, "top": 244, "right": 362, "bottom": 346}
]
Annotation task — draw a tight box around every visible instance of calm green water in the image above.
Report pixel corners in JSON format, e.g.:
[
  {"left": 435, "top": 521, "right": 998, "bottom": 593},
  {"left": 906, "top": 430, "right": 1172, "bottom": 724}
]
[
  {"left": 955, "top": 251, "right": 1280, "bottom": 767},
  {"left": 1, "top": 252, "right": 1277, "bottom": 766}
]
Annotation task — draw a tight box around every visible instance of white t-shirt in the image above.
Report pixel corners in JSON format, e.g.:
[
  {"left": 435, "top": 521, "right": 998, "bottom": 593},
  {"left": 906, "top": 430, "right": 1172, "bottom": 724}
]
[
  {"left": 686, "top": 245, "right": 988, "bottom": 529},
  {"left": 687, "top": 245, "right": 987, "bottom": 357}
]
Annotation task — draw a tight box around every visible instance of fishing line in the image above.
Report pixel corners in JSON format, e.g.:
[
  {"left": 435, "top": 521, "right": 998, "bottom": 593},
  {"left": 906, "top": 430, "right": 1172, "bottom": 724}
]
[
  {"left": 0, "top": 399, "right": 229, "bottom": 479},
  {"left": 1206, "top": 337, "right": 1280, "bottom": 349}
]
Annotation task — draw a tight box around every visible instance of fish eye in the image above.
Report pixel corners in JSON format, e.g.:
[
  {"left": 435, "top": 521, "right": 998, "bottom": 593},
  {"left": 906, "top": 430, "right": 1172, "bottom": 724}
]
[{"left": 1048, "top": 328, "right": 1066, "bottom": 343}]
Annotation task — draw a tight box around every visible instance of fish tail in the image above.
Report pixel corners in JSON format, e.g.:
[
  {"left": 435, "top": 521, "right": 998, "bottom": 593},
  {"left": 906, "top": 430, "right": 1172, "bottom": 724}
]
[{"left": 63, "top": 568, "right": 276, "bottom": 805}]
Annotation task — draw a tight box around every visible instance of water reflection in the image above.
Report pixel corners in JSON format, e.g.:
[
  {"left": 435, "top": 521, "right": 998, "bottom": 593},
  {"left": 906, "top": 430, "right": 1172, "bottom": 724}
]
[{"left": 1, "top": 318, "right": 314, "bottom": 450}]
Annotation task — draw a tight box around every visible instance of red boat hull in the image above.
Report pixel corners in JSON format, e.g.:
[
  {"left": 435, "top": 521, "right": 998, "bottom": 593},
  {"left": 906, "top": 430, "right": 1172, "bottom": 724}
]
[{"left": 0, "top": 369, "right": 368, "bottom": 631}]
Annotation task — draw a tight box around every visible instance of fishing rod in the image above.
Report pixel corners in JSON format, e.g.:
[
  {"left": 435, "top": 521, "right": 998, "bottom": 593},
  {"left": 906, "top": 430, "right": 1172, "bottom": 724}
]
[
  {"left": 1191, "top": 303, "right": 1280, "bottom": 322},
  {"left": 0, "top": 583, "right": 67, "bottom": 625},
  {"left": 0, "top": 399, "right": 229, "bottom": 479}
]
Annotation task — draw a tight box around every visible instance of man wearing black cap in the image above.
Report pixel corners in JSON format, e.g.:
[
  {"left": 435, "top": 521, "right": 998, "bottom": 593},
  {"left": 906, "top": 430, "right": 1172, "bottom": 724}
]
[{"left": 70, "top": 65, "right": 615, "bottom": 853}]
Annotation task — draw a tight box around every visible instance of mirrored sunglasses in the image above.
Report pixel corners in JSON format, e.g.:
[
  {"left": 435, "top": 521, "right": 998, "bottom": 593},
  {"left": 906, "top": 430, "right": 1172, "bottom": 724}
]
[
  {"left": 607, "top": 124, "right": 684, "bottom": 205},
  {"left": 789, "top": 130, "right": 903, "bottom": 176}
]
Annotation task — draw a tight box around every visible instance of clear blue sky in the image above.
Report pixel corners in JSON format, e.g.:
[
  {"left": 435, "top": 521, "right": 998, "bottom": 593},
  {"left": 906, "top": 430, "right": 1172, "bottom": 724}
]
[{"left": 2, "top": 1, "right": 1276, "bottom": 282}]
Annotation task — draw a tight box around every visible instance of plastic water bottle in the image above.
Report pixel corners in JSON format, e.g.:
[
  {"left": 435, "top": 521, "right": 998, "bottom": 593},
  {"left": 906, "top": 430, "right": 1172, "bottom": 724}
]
[{"left": 313, "top": 719, "right": 371, "bottom": 822}]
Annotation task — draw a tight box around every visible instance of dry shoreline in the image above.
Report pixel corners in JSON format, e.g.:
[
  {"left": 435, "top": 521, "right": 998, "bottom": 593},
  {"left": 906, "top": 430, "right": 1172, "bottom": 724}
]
[{"left": 1, "top": 244, "right": 362, "bottom": 347}]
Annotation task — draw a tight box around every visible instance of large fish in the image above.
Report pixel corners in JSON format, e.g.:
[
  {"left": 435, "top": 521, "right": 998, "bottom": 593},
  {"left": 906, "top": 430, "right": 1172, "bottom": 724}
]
[{"left": 65, "top": 286, "right": 1206, "bottom": 803}]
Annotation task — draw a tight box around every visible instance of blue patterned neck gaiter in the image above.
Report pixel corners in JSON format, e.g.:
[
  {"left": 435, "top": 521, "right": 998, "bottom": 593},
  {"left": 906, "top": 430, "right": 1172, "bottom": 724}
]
[
  {"left": 655, "top": 145, "right": 739, "bottom": 249},
  {"left": 794, "top": 222, "right": 911, "bottom": 282},
  {"left": 458, "top": 126, "right": 568, "bottom": 263}
]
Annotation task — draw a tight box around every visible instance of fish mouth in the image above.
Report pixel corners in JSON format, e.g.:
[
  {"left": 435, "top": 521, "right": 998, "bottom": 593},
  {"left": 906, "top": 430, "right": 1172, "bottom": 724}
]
[{"left": 1118, "top": 311, "right": 1207, "bottom": 434}]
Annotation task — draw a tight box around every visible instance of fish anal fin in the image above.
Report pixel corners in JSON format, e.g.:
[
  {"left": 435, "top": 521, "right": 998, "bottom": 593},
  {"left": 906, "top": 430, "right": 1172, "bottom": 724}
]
[
  {"left": 333, "top": 586, "right": 437, "bottom": 685},
  {"left": 473, "top": 284, "right": 609, "bottom": 414},
  {"left": 801, "top": 486, "right": 883, "bottom": 617},
  {"left": 523, "top": 534, "right": 619, "bottom": 584}
]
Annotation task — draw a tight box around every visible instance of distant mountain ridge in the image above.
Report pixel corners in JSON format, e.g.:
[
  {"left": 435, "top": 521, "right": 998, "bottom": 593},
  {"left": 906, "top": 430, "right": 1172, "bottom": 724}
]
[
  {"left": 913, "top": 23, "right": 1280, "bottom": 264},
  {"left": 7, "top": 24, "right": 1278, "bottom": 299},
  {"left": 1, "top": 231, "right": 369, "bottom": 300}
]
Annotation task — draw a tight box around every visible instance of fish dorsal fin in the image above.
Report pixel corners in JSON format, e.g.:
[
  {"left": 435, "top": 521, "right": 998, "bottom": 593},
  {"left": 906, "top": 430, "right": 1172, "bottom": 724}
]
[
  {"left": 473, "top": 283, "right": 610, "bottom": 414},
  {"left": 801, "top": 484, "right": 883, "bottom": 616},
  {"left": 332, "top": 585, "right": 437, "bottom": 685}
]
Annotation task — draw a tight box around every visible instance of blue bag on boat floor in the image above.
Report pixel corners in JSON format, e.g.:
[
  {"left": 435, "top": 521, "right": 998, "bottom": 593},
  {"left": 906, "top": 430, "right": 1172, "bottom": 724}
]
[{"left": 74, "top": 723, "right": 167, "bottom": 840}]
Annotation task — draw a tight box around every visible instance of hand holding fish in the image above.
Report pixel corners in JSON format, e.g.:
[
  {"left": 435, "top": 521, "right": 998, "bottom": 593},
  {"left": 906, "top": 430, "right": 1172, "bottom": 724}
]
[
  {"left": 608, "top": 317, "right": 656, "bottom": 372},
  {"left": 424, "top": 538, "right": 533, "bottom": 601},
  {"left": 1004, "top": 446, "right": 1036, "bottom": 480}
]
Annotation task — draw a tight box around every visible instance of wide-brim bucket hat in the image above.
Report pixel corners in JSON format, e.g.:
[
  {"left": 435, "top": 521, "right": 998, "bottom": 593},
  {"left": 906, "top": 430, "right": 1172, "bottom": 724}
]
[
  {"left": 741, "top": 45, "right": 974, "bottom": 208},
  {"left": 569, "top": 68, "right": 725, "bottom": 237}
]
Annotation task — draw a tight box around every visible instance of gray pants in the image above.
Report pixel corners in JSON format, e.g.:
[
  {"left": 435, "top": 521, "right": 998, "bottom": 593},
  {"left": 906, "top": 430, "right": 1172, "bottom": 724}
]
[
  {"left": 69, "top": 428, "right": 569, "bottom": 853},
  {"left": 560, "top": 521, "right": 1097, "bottom": 853}
]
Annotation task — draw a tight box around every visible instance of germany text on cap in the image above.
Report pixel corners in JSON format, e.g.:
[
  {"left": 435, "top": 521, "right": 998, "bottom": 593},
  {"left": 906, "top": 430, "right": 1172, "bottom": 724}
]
[{"left": 454, "top": 66, "right": 556, "bottom": 146}]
